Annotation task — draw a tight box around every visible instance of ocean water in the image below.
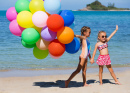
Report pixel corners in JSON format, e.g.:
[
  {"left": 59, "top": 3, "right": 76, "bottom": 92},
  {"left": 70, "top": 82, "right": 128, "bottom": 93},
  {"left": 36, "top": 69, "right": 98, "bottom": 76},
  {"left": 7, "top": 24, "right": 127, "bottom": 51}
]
[{"left": 0, "top": 11, "right": 130, "bottom": 70}]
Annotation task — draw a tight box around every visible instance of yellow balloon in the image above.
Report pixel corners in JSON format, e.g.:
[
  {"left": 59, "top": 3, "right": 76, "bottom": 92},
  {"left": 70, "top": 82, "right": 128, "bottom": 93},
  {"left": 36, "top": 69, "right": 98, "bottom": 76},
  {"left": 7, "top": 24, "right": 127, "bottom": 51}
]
[
  {"left": 17, "top": 11, "right": 34, "bottom": 28},
  {"left": 29, "top": 0, "right": 45, "bottom": 14},
  {"left": 32, "top": 26, "right": 42, "bottom": 34}
]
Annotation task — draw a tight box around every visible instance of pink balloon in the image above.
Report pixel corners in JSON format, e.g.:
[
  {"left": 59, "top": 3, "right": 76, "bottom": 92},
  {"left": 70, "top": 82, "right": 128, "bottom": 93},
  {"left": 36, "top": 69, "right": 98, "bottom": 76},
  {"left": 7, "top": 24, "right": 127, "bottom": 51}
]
[
  {"left": 6, "top": 7, "right": 18, "bottom": 22},
  {"left": 49, "top": 53, "right": 61, "bottom": 59},
  {"left": 9, "top": 19, "right": 25, "bottom": 36}
]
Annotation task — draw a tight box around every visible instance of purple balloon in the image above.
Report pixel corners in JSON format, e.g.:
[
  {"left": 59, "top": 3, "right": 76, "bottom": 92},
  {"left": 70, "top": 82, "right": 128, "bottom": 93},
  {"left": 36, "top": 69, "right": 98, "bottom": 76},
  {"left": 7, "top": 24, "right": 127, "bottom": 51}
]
[
  {"left": 41, "top": 27, "right": 57, "bottom": 41},
  {"left": 6, "top": 7, "right": 18, "bottom": 22}
]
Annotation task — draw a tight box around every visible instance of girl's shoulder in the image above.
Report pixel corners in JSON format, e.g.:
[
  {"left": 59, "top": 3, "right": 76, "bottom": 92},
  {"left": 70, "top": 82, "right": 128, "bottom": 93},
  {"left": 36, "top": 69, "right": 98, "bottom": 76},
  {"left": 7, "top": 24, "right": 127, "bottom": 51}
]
[
  {"left": 96, "top": 42, "right": 102, "bottom": 47},
  {"left": 82, "top": 36, "right": 87, "bottom": 39}
]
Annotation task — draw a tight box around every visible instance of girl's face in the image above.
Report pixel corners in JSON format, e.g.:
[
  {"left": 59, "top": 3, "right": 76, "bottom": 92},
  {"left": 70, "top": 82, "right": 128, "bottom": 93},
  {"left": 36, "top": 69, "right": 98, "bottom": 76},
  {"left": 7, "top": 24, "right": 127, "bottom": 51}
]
[
  {"left": 84, "top": 29, "right": 91, "bottom": 37},
  {"left": 98, "top": 32, "right": 107, "bottom": 42}
]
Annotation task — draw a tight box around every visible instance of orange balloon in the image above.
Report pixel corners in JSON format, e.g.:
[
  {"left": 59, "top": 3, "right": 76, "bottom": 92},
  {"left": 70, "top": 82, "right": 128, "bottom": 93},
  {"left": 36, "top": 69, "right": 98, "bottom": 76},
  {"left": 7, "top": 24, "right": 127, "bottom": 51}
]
[
  {"left": 46, "top": 12, "right": 51, "bottom": 16},
  {"left": 36, "top": 38, "right": 50, "bottom": 50},
  {"left": 47, "top": 14, "right": 64, "bottom": 32},
  {"left": 48, "top": 39, "right": 65, "bottom": 56},
  {"left": 57, "top": 27, "right": 74, "bottom": 44}
]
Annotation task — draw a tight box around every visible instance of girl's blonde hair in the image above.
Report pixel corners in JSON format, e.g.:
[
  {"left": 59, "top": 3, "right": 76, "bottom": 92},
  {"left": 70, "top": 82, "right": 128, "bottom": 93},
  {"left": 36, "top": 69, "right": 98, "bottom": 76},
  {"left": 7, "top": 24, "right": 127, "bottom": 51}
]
[
  {"left": 80, "top": 26, "right": 90, "bottom": 45},
  {"left": 97, "top": 31, "right": 106, "bottom": 42}
]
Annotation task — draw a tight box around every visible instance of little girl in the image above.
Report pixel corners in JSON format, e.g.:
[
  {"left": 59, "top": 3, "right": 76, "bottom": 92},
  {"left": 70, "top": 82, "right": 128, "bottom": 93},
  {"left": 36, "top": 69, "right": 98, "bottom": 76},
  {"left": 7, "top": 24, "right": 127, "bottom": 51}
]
[
  {"left": 90, "top": 25, "right": 121, "bottom": 85},
  {"left": 65, "top": 26, "right": 91, "bottom": 88}
]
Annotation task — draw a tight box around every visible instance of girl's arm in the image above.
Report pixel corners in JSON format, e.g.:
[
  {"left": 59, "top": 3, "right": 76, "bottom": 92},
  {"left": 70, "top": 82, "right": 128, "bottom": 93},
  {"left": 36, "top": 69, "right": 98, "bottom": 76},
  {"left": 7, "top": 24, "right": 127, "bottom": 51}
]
[
  {"left": 74, "top": 35, "right": 86, "bottom": 39},
  {"left": 88, "top": 53, "right": 91, "bottom": 60},
  {"left": 90, "top": 43, "right": 98, "bottom": 64},
  {"left": 107, "top": 25, "right": 118, "bottom": 42}
]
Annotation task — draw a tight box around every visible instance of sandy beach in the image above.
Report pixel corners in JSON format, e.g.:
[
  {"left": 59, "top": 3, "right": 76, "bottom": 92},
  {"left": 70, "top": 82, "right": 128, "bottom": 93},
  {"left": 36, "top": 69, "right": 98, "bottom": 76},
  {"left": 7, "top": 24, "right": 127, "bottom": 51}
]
[{"left": 0, "top": 67, "right": 130, "bottom": 93}]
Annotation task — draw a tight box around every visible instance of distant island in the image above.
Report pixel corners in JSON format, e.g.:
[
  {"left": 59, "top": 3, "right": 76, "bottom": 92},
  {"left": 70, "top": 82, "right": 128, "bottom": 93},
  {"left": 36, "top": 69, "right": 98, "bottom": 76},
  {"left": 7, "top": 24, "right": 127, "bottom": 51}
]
[{"left": 78, "top": 0, "right": 130, "bottom": 11}]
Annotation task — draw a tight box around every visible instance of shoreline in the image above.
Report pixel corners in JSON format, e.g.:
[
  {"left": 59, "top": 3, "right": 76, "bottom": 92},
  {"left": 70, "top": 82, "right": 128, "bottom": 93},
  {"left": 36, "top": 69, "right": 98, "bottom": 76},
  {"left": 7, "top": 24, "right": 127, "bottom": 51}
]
[
  {"left": 0, "top": 66, "right": 130, "bottom": 77},
  {"left": 0, "top": 64, "right": 129, "bottom": 72}
]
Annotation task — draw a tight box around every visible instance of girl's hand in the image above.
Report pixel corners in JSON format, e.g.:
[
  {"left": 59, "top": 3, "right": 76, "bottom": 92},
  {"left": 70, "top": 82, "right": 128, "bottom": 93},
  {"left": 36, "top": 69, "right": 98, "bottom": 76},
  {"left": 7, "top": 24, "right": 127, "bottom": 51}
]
[
  {"left": 116, "top": 25, "right": 118, "bottom": 31},
  {"left": 90, "top": 59, "right": 95, "bottom": 64}
]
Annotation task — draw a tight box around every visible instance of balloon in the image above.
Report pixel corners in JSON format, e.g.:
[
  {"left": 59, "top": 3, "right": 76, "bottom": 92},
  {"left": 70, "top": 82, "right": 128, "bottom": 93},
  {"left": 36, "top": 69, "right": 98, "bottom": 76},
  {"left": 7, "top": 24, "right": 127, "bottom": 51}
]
[
  {"left": 29, "top": 0, "right": 45, "bottom": 14},
  {"left": 41, "top": 27, "right": 57, "bottom": 41},
  {"left": 36, "top": 38, "right": 50, "bottom": 50},
  {"left": 17, "top": 11, "right": 34, "bottom": 28},
  {"left": 59, "top": 10, "right": 74, "bottom": 26},
  {"left": 6, "top": 7, "right": 17, "bottom": 22},
  {"left": 57, "top": 27, "right": 74, "bottom": 44},
  {"left": 32, "top": 26, "right": 42, "bottom": 34},
  {"left": 15, "top": 0, "right": 30, "bottom": 13},
  {"left": 44, "top": 0, "right": 61, "bottom": 14},
  {"left": 65, "top": 38, "right": 80, "bottom": 54},
  {"left": 21, "top": 40, "right": 36, "bottom": 48},
  {"left": 48, "top": 39, "right": 65, "bottom": 56},
  {"left": 47, "top": 14, "right": 64, "bottom": 32},
  {"left": 46, "top": 12, "right": 51, "bottom": 16},
  {"left": 49, "top": 53, "right": 61, "bottom": 59},
  {"left": 33, "top": 46, "right": 49, "bottom": 59},
  {"left": 9, "top": 19, "right": 25, "bottom": 36},
  {"left": 32, "top": 11, "right": 48, "bottom": 28},
  {"left": 22, "top": 28, "right": 40, "bottom": 44}
]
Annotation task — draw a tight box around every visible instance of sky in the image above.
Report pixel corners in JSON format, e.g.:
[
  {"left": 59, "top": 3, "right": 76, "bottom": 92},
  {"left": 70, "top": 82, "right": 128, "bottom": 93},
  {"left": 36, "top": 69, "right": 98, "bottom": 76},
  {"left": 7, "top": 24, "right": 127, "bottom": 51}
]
[{"left": 0, "top": 0, "right": 130, "bottom": 10}]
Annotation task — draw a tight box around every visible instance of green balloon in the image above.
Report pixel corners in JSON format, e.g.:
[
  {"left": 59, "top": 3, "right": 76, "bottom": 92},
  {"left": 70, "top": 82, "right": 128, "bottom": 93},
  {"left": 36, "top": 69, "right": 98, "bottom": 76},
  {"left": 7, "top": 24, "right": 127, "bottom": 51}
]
[
  {"left": 33, "top": 46, "right": 49, "bottom": 59},
  {"left": 22, "top": 28, "right": 40, "bottom": 44},
  {"left": 15, "top": 0, "right": 30, "bottom": 13},
  {"left": 21, "top": 40, "right": 36, "bottom": 48}
]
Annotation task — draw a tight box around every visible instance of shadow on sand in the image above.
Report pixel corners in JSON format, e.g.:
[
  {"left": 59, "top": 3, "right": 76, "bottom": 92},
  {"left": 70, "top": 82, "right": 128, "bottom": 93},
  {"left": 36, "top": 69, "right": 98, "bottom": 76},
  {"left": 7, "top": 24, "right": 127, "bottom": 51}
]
[{"left": 33, "top": 79, "right": 118, "bottom": 88}]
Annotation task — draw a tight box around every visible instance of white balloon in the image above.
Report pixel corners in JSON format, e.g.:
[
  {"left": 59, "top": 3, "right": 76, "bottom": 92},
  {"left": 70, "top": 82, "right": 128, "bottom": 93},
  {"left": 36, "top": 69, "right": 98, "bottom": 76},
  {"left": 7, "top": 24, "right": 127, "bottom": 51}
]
[
  {"left": 32, "top": 11, "right": 48, "bottom": 28},
  {"left": 36, "top": 38, "right": 50, "bottom": 50}
]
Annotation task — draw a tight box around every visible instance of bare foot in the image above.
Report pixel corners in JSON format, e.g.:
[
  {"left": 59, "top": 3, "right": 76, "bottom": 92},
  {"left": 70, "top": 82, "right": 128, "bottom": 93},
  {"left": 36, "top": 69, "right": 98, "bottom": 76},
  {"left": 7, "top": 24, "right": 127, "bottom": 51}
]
[
  {"left": 83, "top": 84, "right": 91, "bottom": 87},
  {"left": 65, "top": 80, "right": 69, "bottom": 88},
  {"left": 100, "top": 83, "right": 103, "bottom": 85},
  {"left": 115, "top": 82, "right": 121, "bottom": 85}
]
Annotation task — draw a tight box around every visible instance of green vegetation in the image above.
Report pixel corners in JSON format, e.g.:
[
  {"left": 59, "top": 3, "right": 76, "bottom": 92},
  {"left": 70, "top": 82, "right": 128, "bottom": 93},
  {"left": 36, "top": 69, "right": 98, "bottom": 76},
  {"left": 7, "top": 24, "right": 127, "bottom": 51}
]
[{"left": 86, "top": 0, "right": 129, "bottom": 10}]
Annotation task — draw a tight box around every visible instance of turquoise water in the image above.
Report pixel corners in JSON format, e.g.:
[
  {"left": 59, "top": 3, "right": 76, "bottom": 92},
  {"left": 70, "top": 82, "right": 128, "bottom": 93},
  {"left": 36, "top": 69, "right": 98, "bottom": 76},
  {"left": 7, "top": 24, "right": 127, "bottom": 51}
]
[{"left": 0, "top": 11, "right": 130, "bottom": 70}]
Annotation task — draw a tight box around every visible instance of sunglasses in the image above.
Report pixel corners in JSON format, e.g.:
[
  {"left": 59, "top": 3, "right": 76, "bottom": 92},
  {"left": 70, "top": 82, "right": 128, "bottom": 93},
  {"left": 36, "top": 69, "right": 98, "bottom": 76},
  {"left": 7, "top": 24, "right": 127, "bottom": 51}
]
[{"left": 102, "top": 35, "right": 107, "bottom": 38}]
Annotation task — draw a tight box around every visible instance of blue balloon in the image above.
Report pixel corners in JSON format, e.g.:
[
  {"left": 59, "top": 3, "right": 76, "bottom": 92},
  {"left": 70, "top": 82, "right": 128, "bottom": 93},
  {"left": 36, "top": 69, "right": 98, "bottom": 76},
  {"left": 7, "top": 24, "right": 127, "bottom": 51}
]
[
  {"left": 65, "top": 38, "right": 80, "bottom": 54},
  {"left": 44, "top": 0, "right": 61, "bottom": 14},
  {"left": 59, "top": 10, "right": 74, "bottom": 26}
]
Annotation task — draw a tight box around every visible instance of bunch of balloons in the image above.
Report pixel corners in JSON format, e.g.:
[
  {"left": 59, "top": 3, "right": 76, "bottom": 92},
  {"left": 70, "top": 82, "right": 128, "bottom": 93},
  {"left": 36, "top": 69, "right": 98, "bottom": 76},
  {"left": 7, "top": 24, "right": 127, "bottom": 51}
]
[{"left": 6, "top": 0, "right": 80, "bottom": 59}]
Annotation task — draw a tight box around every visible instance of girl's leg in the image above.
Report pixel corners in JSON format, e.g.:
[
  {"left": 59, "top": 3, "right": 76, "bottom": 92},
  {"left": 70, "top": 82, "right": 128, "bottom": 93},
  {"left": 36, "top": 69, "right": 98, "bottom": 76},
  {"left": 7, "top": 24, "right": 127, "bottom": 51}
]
[
  {"left": 65, "top": 57, "right": 85, "bottom": 88},
  {"left": 99, "top": 65, "right": 104, "bottom": 85},
  {"left": 106, "top": 65, "right": 121, "bottom": 85},
  {"left": 82, "top": 59, "right": 90, "bottom": 86}
]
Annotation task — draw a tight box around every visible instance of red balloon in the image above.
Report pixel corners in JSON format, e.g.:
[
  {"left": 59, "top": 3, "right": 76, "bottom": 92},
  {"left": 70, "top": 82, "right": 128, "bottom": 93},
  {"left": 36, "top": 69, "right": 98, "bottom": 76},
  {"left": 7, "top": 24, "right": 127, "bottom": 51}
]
[
  {"left": 48, "top": 39, "right": 65, "bottom": 56},
  {"left": 47, "top": 14, "right": 64, "bottom": 32}
]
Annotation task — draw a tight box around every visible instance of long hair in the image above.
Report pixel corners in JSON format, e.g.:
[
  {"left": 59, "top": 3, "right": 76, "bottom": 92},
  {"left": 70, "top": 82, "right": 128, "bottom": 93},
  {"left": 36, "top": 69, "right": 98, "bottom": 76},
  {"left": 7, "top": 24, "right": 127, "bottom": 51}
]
[
  {"left": 97, "top": 31, "right": 106, "bottom": 42},
  {"left": 80, "top": 26, "right": 90, "bottom": 46}
]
